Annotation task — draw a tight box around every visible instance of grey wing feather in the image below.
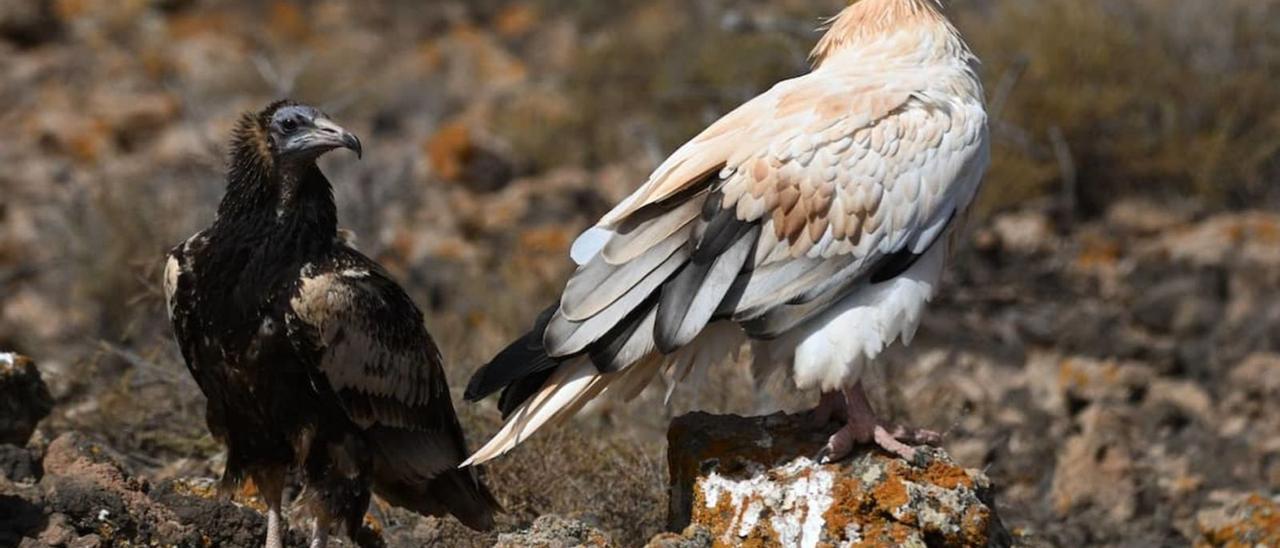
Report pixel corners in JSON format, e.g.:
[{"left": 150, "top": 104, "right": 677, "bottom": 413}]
[
  {"left": 724, "top": 255, "right": 853, "bottom": 319},
  {"left": 738, "top": 267, "right": 860, "bottom": 338},
  {"left": 600, "top": 192, "right": 705, "bottom": 265},
  {"left": 655, "top": 224, "right": 758, "bottom": 352},
  {"left": 737, "top": 212, "right": 958, "bottom": 338},
  {"left": 560, "top": 218, "right": 693, "bottom": 322},
  {"left": 545, "top": 244, "right": 688, "bottom": 357},
  {"left": 587, "top": 305, "right": 658, "bottom": 372}
]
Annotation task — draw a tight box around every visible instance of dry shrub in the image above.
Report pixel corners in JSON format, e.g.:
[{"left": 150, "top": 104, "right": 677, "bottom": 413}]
[
  {"left": 475, "top": 410, "right": 668, "bottom": 543},
  {"left": 492, "top": 0, "right": 835, "bottom": 170},
  {"left": 958, "top": 0, "right": 1280, "bottom": 217},
  {"left": 495, "top": 0, "right": 1280, "bottom": 221}
]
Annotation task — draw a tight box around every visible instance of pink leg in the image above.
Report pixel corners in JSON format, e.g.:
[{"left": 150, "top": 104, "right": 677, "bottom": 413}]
[
  {"left": 818, "top": 381, "right": 942, "bottom": 463},
  {"left": 810, "top": 390, "right": 846, "bottom": 426}
]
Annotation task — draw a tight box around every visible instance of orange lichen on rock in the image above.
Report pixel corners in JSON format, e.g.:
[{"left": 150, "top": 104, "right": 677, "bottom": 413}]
[
  {"left": 426, "top": 121, "right": 473, "bottom": 182},
  {"left": 690, "top": 479, "right": 737, "bottom": 538},
  {"left": 494, "top": 3, "right": 539, "bottom": 38},
  {"left": 870, "top": 468, "right": 910, "bottom": 511},
  {"left": 924, "top": 457, "right": 976, "bottom": 490},
  {"left": 1197, "top": 494, "right": 1280, "bottom": 548},
  {"left": 669, "top": 412, "right": 1009, "bottom": 548}
]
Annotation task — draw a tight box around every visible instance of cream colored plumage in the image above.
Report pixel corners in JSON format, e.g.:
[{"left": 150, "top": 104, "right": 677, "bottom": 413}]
[{"left": 464, "top": 0, "right": 989, "bottom": 465}]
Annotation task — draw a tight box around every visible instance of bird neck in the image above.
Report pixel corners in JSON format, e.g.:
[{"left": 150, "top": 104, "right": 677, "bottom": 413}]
[
  {"left": 214, "top": 137, "right": 338, "bottom": 256},
  {"left": 810, "top": 0, "right": 962, "bottom": 68},
  {"left": 277, "top": 162, "right": 339, "bottom": 239}
]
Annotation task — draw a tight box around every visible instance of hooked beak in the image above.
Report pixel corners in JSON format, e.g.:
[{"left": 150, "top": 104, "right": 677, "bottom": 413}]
[{"left": 310, "top": 116, "right": 363, "bottom": 159}]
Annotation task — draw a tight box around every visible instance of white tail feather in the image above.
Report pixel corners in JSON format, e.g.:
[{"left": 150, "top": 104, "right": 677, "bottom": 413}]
[
  {"left": 462, "top": 359, "right": 611, "bottom": 466},
  {"left": 464, "top": 324, "right": 748, "bottom": 465},
  {"left": 603, "top": 355, "right": 664, "bottom": 403}
]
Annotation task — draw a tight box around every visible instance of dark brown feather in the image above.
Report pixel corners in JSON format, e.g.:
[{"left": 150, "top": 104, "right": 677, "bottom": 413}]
[{"left": 164, "top": 102, "right": 497, "bottom": 542}]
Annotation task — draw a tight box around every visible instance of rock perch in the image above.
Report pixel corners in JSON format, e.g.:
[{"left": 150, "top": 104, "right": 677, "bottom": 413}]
[
  {"left": 666, "top": 412, "right": 1011, "bottom": 547},
  {"left": 0, "top": 352, "right": 53, "bottom": 446}
]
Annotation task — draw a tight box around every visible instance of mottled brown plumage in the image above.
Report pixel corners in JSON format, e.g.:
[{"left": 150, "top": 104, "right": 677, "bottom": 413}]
[{"left": 165, "top": 101, "right": 497, "bottom": 548}]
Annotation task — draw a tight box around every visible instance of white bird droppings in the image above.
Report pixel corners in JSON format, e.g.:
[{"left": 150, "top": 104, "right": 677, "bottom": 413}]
[{"left": 698, "top": 457, "right": 835, "bottom": 548}]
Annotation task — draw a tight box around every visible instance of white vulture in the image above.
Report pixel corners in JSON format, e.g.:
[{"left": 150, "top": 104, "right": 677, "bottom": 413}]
[{"left": 465, "top": 0, "right": 989, "bottom": 465}]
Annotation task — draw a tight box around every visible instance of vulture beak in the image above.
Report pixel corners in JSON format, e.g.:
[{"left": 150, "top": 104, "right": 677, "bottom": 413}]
[{"left": 308, "top": 116, "right": 363, "bottom": 159}]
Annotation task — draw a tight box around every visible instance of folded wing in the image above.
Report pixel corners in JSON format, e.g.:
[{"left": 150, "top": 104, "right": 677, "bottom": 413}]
[
  {"left": 286, "top": 252, "right": 499, "bottom": 530},
  {"left": 465, "top": 68, "right": 988, "bottom": 465}
]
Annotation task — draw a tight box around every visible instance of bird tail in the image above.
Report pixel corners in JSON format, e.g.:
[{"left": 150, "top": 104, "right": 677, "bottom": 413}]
[
  {"left": 463, "top": 304, "right": 561, "bottom": 418},
  {"left": 463, "top": 357, "right": 616, "bottom": 466},
  {"left": 462, "top": 311, "right": 742, "bottom": 466},
  {"left": 463, "top": 302, "right": 633, "bottom": 466},
  {"left": 465, "top": 297, "right": 634, "bottom": 463}
]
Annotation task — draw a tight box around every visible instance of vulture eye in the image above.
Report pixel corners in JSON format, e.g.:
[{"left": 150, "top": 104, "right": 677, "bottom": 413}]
[{"left": 281, "top": 118, "right": 299, "bottom": 133}]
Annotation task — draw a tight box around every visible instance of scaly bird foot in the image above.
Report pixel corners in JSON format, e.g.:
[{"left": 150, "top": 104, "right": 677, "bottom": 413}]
[
  {"left": 817, "top": 421, "right": 942, "bottom": 463},
  {"left": 815, "top": 381, "right": 943, "bottom": 464}
]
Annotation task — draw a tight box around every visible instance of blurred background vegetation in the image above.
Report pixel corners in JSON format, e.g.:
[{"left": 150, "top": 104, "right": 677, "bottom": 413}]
[{"left": 1, "top": 0, "right": 1278, "bottom": 545}]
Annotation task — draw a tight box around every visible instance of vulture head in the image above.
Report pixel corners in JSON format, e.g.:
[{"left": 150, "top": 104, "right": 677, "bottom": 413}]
[
  {"left": 230, "top": 100, "right": 362, "bottom": 173},
  {"left": 263, "top": 102, "right": 362, "bottom": 162},
  {"left": 218, "top": 100, "right": 363, "bottom": 223}
]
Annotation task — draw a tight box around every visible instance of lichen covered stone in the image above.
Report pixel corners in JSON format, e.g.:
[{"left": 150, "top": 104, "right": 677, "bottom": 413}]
[
  {"left": 1196, "top": 493, "right": 1280, "bottom": 548},
  {"left": 668, "top": 411, "right": 1010, "bottom": 548}
]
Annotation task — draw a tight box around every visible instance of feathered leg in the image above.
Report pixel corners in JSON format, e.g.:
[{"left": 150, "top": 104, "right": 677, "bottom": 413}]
[
  {"left": 255, "top": 470, "right": 288, "bottom": 548},
  {"left": 309, "top": 517, "right": 331, "bottom": 548},
  {"left": 818, "top": 381, "right": 941, "bottom": 463},
  {"left": 265, "top": 506, "right": 283, "bottom": 548}
]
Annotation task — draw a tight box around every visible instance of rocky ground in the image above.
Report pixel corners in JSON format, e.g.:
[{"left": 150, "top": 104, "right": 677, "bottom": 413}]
[
  {"left": 3, "top": 360, "right": 1279, "bottom": 546},
  {"left": 2, "top": 0, "right": 1279, "bottom": 546}
]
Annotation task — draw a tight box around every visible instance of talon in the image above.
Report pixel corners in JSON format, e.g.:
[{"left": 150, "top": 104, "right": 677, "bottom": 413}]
[
  {"left": 819, "top": 420, "right": 857, "bottom": 463},
  {"left": 821, "top": 381, "right": 945, "bottom": 463}
]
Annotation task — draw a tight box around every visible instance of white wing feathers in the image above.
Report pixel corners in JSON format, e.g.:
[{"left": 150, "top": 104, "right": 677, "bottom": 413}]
[{"left": 467, "top": 29, "right": 988, "bottom": 464}]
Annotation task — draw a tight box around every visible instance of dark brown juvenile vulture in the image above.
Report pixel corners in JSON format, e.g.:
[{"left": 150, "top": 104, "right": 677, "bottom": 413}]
[{"left": 164, "top": 100, "right": 498, "bottom": 548}]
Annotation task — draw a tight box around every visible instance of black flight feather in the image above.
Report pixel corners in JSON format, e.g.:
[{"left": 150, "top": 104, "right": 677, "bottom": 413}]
[
  {"left": 497, "top": 368, "right": 556, "bottom": 418},
  {"left": 464, "top": 304, "right": 558, "bottom": 402}
]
